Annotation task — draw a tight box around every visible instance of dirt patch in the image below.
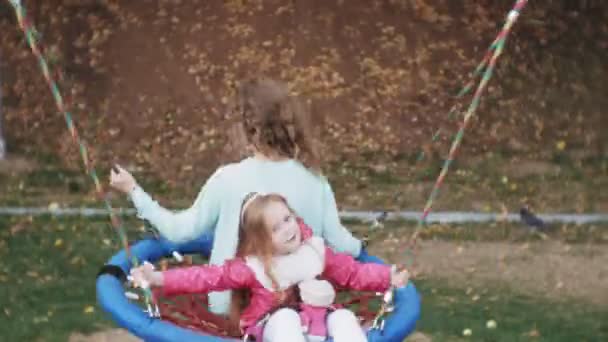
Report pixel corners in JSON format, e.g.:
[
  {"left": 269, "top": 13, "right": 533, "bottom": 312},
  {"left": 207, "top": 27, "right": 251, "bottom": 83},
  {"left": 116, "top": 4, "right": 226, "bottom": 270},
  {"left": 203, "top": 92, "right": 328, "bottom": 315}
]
[
  {"left": 0, "top": 156, "right": 37, "bottom": 175},
  {"left": 371, "top": 240, "right": 608, "bottom": 306},
  {"left": 495, "top": 159, "right": 561, "bottom": 179},
  {"left": 69, "top": 329, "right": 141, "bottom": 342},
  {"left": 406, "top": 332, "right": 433, "bottom": 342}
]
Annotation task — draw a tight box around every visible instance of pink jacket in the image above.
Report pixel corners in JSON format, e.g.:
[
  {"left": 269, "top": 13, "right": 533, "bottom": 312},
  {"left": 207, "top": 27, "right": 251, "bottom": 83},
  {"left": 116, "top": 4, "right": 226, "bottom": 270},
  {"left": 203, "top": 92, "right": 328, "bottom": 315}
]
[{"left": 161, "top": 221, "right": 391, "bottom": 333}]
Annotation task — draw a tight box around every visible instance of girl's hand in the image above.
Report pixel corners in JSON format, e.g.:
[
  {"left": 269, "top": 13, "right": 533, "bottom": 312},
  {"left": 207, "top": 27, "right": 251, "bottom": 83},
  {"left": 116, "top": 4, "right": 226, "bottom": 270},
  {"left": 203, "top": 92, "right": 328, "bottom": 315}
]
[
  {"left": 390, "top": 268, "right": 410, "bottom": 288},
  {"left": 110, "top": 164, "right": 138, "bottom": 194},
  {"left": 130, "top": 262, "right": 163, "bottom": 288}
]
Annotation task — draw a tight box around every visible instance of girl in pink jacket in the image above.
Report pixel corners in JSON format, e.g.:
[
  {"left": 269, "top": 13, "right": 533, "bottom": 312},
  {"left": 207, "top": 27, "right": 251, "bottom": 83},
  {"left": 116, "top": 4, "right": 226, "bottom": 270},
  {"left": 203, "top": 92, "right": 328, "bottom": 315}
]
[{"left": 130, "top": 193, "right": 409, "bottom": 342}]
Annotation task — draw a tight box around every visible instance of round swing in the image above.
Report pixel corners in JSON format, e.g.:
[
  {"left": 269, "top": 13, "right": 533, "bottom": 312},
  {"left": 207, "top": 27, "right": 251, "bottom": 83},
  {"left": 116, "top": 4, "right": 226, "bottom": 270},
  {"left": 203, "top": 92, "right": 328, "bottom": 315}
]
[
  {"left": 96, "top": 233, "right": 421, "bottom": 341},
  {"left": 8, "top": 0, "right": 528, "bottom": 340}
]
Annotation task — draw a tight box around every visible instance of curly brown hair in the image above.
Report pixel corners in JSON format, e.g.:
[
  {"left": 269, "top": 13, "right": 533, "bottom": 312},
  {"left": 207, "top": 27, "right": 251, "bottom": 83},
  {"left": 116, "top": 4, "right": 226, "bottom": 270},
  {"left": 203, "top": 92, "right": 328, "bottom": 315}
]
[{"left": 227, "top": 77, "right": 321, "bottom": 173}]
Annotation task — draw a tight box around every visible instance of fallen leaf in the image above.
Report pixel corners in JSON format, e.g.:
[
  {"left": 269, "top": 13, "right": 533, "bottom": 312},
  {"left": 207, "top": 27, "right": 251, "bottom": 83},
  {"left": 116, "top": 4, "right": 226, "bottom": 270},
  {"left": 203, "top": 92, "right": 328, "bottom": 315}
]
[
  {"left": 48, "top": 202, "right": 60, "bottom": 211},
  {"left": 526, "top": 328, "right": 540, "bottom": 338}
]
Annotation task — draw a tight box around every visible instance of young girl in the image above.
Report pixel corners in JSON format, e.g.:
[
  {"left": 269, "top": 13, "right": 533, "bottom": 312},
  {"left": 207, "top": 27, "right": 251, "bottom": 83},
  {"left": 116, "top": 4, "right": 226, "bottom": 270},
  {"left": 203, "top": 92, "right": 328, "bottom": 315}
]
[
  {"left": 130, "top": 193, "right": 409, "bottom": 342},
  {"left": 111, "top": 77, "right": 369, "bottom": 315}
]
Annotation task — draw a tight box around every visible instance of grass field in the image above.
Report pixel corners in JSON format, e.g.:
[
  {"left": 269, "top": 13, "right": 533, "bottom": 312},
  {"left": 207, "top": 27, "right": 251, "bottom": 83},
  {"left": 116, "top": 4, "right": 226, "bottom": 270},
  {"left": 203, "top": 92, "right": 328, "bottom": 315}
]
[{"left": 1, "top": 215, "right": 606, "bottom": 341}]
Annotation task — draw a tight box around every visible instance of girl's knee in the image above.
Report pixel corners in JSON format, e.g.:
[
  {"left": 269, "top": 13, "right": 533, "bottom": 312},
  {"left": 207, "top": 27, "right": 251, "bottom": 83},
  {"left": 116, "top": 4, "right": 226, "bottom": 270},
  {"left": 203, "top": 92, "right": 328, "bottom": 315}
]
[
  {"left": 328, "top": 309, "right": 358, "bottom": 325},
  {"left": 271, "top": 308, "right": 301, "bottom": 324},
  {"left": 327, "top": 309, "right": 366, "bottom": 342},
  {"left": 264, "top": 308, "right": 305, "bottom": 342}
]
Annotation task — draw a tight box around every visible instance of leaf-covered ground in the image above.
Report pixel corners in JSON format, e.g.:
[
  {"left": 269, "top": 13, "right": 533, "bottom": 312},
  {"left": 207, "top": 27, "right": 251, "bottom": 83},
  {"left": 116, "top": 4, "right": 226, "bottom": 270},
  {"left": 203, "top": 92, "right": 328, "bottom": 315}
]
[{"left": 0, "top": 0, "right": 606, "bottom": 213}]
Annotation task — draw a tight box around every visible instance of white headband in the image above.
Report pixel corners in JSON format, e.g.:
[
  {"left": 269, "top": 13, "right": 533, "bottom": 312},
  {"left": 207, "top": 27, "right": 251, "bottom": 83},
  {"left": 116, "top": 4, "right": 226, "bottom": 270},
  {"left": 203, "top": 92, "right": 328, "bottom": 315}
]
[{"left": 240, "top": 192, "right": 267, "bottom": 224}]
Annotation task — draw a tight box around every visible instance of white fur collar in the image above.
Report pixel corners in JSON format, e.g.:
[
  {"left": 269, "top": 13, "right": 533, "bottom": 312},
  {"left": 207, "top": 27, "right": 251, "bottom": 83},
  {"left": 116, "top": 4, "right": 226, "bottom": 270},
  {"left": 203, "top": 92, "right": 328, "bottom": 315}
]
[{"left": 246, "top": 236, "right": 326, "bottom": 290}]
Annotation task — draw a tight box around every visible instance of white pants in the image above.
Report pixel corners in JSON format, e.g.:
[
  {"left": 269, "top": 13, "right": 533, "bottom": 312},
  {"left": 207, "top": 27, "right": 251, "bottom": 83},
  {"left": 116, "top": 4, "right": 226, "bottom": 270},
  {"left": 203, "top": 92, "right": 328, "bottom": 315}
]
[{"left": 263, "top": 308, "right": 367, "bottom": 342}]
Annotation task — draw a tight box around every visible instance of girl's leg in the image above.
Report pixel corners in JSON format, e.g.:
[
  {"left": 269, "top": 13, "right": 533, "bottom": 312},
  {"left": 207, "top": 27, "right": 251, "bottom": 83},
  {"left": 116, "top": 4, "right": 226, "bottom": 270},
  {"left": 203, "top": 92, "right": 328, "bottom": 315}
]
[
  {"left": 327, "top": 309, "right": 367, "bottom": 342},
  {"left": 263, "top": 308, "right": 306, "bottom": 342}
]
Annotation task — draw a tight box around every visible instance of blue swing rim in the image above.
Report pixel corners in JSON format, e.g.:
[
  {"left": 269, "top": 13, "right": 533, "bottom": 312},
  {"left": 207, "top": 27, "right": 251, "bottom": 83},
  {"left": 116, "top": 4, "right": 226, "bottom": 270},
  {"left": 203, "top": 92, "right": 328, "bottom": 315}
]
[{"left": 96, "top": 234, "right": 421, "bottom": 342}]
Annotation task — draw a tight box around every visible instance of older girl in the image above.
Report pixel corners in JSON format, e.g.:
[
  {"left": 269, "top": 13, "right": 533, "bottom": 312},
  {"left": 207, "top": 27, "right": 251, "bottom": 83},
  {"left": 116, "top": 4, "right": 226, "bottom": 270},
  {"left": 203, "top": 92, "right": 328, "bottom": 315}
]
[{"left": 110, "top": 77, "right": 367, "bottom": 314}]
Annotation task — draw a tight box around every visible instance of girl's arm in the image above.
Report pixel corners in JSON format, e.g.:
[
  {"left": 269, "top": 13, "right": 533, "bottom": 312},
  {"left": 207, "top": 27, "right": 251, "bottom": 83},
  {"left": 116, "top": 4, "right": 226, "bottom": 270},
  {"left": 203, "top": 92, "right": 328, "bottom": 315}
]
[
  {"left": 322, "top": 246, "right": 392, "bottom": 292},
  {"left": 320, "top": 179, "right": 363, "bottom": 257},
  {"left": 129, "top": 168, "right": 224, "bottom": 243},
  {"left": 160, "top": 259, "right": 256, "bottom": 296}
]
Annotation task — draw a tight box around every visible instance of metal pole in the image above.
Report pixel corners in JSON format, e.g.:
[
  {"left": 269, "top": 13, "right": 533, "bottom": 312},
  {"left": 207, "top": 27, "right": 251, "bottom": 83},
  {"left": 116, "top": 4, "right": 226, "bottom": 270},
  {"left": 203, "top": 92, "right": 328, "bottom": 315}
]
[{"left": 0, "top": 48, "right": 5, "bottom": 160}]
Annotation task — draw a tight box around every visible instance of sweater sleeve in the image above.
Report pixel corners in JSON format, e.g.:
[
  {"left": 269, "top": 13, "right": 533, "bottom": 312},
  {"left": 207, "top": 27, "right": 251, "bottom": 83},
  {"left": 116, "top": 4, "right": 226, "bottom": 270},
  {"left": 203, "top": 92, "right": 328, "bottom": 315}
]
[
  {"left": 322, "top": 246, "right": 391, "bottom": 292},
  {"left": 129, "top": 168, "right": 223, "bottom": 243},
  {"left": 162, "top": 259, "right": 255, "bottom": 297},
  {"left": 320, "top": 178, "right": 362, "bottom": 256}
]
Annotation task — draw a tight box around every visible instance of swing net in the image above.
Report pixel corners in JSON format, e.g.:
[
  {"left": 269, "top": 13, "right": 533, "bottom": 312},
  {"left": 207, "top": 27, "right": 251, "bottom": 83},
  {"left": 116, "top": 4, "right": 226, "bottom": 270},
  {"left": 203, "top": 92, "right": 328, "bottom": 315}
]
[
  {"left": 7, "top": 0, "right": 528, "bottom": 338},
  {"left": 147, "top": 257, "right": 381, "bottom": 338}
]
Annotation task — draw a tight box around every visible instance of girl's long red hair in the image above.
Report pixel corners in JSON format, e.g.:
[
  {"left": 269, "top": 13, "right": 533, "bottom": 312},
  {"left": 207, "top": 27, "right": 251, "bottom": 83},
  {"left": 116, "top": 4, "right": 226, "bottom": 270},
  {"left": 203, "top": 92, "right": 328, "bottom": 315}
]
[{"left": 228, "top": 193, "right": 290, "bottom": 333}]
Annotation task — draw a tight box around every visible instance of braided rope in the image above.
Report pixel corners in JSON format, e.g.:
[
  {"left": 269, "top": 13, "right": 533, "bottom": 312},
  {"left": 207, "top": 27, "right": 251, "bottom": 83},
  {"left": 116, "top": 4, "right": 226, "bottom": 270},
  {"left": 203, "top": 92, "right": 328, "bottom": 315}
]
[
  {"left": 7, "top": 0, "right": 157, "bottom": 309},
  {"left": 407, "top": 0, "right": 529, "bottom": 262}
]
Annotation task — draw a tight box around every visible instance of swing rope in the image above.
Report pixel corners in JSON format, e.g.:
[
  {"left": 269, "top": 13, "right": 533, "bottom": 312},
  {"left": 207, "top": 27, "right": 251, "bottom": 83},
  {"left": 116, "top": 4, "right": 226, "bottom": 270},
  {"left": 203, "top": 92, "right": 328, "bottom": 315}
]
[
  {"left": 367, "top": 1, "right": 529, "bottom": 329},
  {"left": 415, "top": 36, "right": 502, "bottom": 160},
  {"left": 409, "top": 0, "right": 529, "bottom": 251},
  {"left": 7, "top": 0, "right": 158, "bottom": 312},
  {"left": 369, "top": 1, "right": 529, "bottom": 327}
]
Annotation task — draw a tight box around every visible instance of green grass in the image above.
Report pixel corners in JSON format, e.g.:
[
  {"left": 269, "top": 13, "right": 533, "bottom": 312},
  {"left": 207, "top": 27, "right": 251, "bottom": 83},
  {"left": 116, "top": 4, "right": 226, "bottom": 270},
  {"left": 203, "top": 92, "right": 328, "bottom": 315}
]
[
  {"left": 0, "top": 215, "right": 138, "bottom": 342},
  {"left": 0, "top": 216, "right": 606, "bottom": 341},
  {"left": 415, "top": 279, "right": 608, "bottom": 341}
]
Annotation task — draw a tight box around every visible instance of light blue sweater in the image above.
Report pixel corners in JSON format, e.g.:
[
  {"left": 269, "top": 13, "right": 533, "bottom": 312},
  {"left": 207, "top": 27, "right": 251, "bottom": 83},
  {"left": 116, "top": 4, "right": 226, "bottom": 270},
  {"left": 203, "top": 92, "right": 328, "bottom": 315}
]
[{"left": 129, "top": 157, "right": 362, "bottom": 314}]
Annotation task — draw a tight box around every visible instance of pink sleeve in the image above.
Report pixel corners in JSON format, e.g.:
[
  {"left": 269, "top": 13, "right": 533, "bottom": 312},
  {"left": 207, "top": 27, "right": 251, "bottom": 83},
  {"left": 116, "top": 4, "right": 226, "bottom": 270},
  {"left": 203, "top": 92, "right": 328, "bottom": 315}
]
[
  {"left": 162, "top": 259, "right": 255, "bottom": 296},
  {"left": 322, "top": 247, "right": 391, "bottom": 292}
]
